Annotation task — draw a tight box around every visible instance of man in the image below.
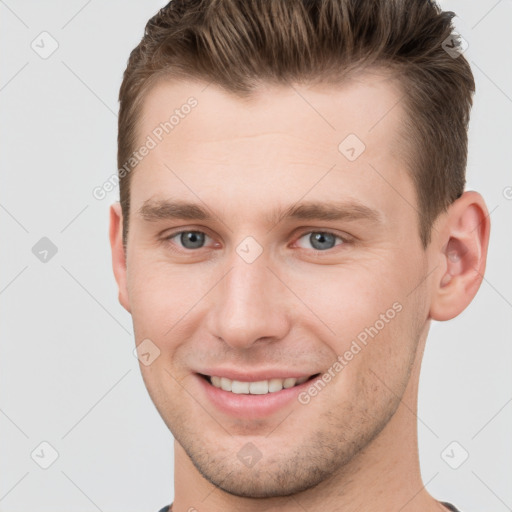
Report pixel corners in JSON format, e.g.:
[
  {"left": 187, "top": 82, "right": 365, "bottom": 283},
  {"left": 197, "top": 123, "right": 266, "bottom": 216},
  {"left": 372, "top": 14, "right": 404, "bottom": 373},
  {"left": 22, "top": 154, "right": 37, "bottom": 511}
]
[{"left": 109, "top": 1, "right": 490, "bottom": 511}]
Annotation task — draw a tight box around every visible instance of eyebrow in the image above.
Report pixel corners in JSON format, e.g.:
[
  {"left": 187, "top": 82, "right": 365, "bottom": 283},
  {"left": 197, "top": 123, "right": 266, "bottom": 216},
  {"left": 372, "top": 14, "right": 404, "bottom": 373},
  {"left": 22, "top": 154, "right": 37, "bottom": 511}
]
[{"left": 137, "top": 198, "right": 382, "bottom": 226}]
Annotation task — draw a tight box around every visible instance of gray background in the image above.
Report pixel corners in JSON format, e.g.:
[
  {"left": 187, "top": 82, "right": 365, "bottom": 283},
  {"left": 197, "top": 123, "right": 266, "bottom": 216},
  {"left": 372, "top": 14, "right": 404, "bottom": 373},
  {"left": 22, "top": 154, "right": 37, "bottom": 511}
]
[{"left": 0, "top": 1, "right": 511, "bottom": 511}]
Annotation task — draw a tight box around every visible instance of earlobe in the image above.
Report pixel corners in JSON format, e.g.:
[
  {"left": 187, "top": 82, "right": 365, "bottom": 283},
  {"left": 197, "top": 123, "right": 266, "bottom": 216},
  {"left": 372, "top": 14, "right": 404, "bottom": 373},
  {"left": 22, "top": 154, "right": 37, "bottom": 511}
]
[
  {"left": 429, "top": 191, "right": 490, "bottom": 321},
  {"left": 109, "top": 202, "right": 131, "bottom": 313}
]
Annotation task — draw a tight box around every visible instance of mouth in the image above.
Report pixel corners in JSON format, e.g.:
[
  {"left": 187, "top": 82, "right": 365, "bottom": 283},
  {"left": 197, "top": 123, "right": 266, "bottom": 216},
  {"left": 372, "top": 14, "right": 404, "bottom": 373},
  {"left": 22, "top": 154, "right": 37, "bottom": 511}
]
[
  {"left": 198, "top": 373, "right": 321, "bottom": 395},
  {"left": 195, "top": 370, "right": 324, "bottom": 418}
]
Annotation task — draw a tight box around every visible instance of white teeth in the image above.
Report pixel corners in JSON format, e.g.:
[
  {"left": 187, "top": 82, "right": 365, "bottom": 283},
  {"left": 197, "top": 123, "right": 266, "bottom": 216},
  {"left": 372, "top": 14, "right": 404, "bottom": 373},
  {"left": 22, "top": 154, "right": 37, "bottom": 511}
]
[
  {"left": 283, "top": 377, "right": 297, "bottom": 388},
  {"left": 249, "top": 380, "right": 268, "bottom": 394},
  {"left": 208, "top": 375, "right": 310, "bottom": 394},
  {"left": 220, "top": 377, "right": 232, "bottom": 392},
  {"left": 268, "top": 378, "right": 283, "bottom": 392},
  {"left": 231, "top": 380, "right": 250, "bottom": 394}
]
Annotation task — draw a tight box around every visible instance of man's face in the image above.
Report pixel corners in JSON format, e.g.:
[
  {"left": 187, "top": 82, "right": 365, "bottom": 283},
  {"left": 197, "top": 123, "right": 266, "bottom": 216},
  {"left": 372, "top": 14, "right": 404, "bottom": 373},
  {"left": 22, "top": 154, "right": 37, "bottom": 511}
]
[{"left": 119, "top": 74, "right": 434, "bottom": 497}]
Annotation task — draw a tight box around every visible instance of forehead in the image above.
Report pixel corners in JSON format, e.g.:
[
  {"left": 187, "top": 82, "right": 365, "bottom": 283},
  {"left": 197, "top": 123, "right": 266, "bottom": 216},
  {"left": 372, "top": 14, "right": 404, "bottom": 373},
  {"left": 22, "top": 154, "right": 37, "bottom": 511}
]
[
  {"left": 137, "top": 71, "right": 406, "bottom": 156},
  {"left": 129, "top": 73, "right": 415, "bottom": 228}
]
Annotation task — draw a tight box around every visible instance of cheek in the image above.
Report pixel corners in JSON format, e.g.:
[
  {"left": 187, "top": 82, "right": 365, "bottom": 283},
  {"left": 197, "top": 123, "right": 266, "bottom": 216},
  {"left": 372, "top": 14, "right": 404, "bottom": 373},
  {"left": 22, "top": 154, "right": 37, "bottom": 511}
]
[
  {"left": 127, "top": 260, "right": 197, "bottom": 403},
  {"left": 286, "top": 256, "right": 424, "bottom": 379},
  {"left": 127, "top": 256, "right": 206, "bottom": 332},
  {"left": 285, "top": 259, "right": 407, "bottom": 338}
]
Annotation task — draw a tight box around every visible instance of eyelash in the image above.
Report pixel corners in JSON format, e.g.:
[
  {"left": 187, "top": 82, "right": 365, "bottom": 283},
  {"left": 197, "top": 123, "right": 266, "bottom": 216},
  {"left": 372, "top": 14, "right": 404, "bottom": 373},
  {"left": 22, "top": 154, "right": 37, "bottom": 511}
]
[{"left": 162, "top": 229, "right": 350, "bottom": 253}]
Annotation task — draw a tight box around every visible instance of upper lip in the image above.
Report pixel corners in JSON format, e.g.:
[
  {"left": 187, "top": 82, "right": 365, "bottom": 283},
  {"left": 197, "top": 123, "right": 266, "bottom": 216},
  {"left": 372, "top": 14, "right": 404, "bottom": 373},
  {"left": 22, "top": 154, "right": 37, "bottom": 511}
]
[{"left": 197, "top": 368, "right": 319, "bottom": 382}]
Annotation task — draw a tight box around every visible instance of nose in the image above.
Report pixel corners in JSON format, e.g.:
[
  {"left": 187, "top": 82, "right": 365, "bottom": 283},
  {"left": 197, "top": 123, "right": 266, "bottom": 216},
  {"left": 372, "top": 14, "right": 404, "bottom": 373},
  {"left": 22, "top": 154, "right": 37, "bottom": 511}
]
[{"left": 206, "top": 252, "right": 292, "bottom": 350}]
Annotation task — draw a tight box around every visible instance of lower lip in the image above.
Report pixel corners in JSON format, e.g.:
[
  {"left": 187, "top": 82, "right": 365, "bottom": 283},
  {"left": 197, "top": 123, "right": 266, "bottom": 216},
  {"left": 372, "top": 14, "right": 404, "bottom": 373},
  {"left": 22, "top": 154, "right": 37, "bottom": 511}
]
[{"left": 196, "top": 374, "right": 315, "bottom": 419}]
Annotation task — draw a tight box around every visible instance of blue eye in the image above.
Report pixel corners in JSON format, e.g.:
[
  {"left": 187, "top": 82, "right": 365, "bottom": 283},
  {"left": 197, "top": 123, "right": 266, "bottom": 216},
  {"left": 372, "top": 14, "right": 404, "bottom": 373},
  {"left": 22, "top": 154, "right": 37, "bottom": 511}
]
[
  {"left": 296, "top": 231, "right": 344, "bottom": 251},
  {"left": 168, "top": 231, "right": 209, "bottom": 249},
  {"left": 164, "top": 229, "right": 346, "bottom": 253}
]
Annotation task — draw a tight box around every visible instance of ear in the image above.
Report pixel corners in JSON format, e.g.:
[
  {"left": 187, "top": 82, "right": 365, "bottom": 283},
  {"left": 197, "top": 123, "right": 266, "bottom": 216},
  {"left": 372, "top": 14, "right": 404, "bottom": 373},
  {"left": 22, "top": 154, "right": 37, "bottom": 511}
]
[
  {"left": 429, "top": 191, "right": 490, "bottom": 321},
  {"left": 109, "top": 202, "right": 131, "bottom": 313}
]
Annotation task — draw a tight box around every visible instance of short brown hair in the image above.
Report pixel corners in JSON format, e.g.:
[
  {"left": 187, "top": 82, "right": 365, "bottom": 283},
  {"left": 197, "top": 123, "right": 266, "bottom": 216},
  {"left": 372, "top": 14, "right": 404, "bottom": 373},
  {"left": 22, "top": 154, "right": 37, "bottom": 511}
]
[{"left": 118, "top": 0, "right": 475, "bottom": 248}]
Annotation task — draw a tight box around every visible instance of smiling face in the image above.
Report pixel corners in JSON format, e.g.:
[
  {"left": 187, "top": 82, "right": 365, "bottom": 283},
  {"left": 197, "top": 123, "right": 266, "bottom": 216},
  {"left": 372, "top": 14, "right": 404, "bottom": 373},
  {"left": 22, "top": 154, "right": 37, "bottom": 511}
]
[{"left": 114, "top": 72, "right": 436, "bottom": 497}]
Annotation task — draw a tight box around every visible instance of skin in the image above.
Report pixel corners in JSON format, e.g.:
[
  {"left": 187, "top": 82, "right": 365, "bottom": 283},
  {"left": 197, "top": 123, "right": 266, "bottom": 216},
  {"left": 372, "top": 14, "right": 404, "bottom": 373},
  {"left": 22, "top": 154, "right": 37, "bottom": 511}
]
[{"left": 110, "top": 72, "right": 490, "bottom": 512}]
